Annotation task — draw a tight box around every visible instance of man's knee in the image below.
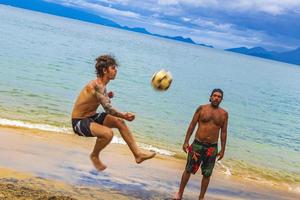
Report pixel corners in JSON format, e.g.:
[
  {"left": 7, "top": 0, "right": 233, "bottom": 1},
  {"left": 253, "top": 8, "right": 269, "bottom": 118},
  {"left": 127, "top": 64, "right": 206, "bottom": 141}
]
[
  {"left": 105, "top": 129, "right": 114, "bottom": 140},
  {"left": 115, "top": 118, "right": 126, "bottom": 128},
  {"left": 202, "top": 174, "right": 211, "bottom": 180},
  {"left": 96, "top": 129, "right": 113, "bottom": 141},
  {"left": 202, "top": 169, "right": 213, "bottom": 178}
]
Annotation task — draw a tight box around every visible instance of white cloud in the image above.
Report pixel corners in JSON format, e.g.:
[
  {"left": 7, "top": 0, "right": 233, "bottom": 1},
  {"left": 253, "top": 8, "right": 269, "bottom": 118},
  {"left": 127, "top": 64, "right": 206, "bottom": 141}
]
[
  {"left": 46, "top": 0, "right": 300, "bottom": 16},
  {"left": 197, "top": 0, "right": 300, "bottom": 15},
  {"left": 45, "top": 0, "right": 140, "bottom": 18},
  {"left": 43, "top": 0, "right": 299, "bottom": 50},
  {"left": 222, "top": 0, "right": 289, "bottom": 15},
  {"left": 188, "top": 27, "right": 266, "bottom": 48},
  {"left": 82, "top": 2, "right": 140, "bottom": 18},
  {"left": 157, "top": 0, "right": 300, "bottom": 15},
  {"left": 157, "top": 0, "right": 179, "bottom": 5},
  {"left": 153, "top": 21, "right": 185, "bottom": 30},
  {"left": 144, "top": 16, "right": 269, "bottom": 49},
  {"left": 191, "top": 18, "right": 234, "bottom": 32},
  {"left": 157, "top": 0, "right": 217, "bottom": 7},
  {"left": 181, "top": 17, "right": 191, "bottom": 22}
]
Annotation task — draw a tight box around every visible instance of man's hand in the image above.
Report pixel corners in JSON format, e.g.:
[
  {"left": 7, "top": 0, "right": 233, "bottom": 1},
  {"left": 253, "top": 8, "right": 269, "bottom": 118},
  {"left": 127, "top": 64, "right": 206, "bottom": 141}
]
[
  {"left": 217, "top": 150, "right": 225, "bottom": 161},
  {"left": 123, "top": 112, "right": 135, "bottom": 121},
  {"left": 182, "top": 142, "right": 189, "bottom": 153}
]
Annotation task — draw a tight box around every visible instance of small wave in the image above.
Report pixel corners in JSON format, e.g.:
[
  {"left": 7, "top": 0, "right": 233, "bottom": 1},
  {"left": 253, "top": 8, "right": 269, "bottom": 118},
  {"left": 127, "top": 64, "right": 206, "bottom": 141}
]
[
  {"left": 216, "top": 160, "right": 232, "bottom": 176},
  {"left": 111, "top": 136, "right": 176, "bottom": 156},
  {"left": 0, "top": 118, "right": 176, "bottom": 156},
  {"left": 111, "top": 136, "right": 126, "bottom": 145},
  {"left": 139, "top": 143, "right": 176, "bottom": 156},
  {"left": 223, "top": 159, "right": 300, "bottom": 194},
  {"left": 0, "top": 118, "right": 71, "bottom": 133},
  {"left": 289, "top": 186, "right": 300, "bottom": 193}
]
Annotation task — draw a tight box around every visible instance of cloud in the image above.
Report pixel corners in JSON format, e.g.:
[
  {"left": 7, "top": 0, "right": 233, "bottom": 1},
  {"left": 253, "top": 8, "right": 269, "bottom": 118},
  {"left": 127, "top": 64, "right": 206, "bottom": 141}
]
[
  {"left": 43, "top": 0, "right": 300, "bottom": 50},
  {"left": 153, "top": 21, "right": 185, "bottom": 30},
  {"left": 188, "top": 27, "right": 268, "bottom": 48},
  {"left": 190, "top": 18, "right": 234, "bottom": 32},
  {"left": 46, "top": 0, "right": 300, "bottom": 16},
  {"left": 125, "top": 0, "right": 300, "bottom": 16},
  {"left": 181, "top": 17, "right": 191, "bottom": 22},
  {"left": 138, "top": 15, "right": 270, "bottom": 49},
  {"left": 157, "top": 0, "right": 217, "bottom": 7},
  {"left": 45, "top": 0, "right": 140, "bottom": 18},
  {"left": 220, "top": 0, "right": 299, "bottom": 15}
]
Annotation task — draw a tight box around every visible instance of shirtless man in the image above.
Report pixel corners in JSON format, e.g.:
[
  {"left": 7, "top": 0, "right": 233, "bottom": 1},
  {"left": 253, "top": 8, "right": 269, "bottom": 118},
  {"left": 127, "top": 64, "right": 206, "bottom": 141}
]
[
  {"left": 71, "top": 54, "right": 155, "bottom": 171},
  {"left": 174, "top": 89, "right": 228, "bottom": 200}
]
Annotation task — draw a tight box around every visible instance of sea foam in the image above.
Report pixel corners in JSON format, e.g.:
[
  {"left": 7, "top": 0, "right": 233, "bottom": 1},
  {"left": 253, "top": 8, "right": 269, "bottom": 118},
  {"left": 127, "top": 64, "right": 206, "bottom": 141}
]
[
  {"left": 0, "top": 118, "right": 71, "bottom": 133},
  {"left": 111, "top": 136, "right": 175, "bottom": 156},
  {"left": 0, "top": 118, "right": 176, "bottom": 156}
]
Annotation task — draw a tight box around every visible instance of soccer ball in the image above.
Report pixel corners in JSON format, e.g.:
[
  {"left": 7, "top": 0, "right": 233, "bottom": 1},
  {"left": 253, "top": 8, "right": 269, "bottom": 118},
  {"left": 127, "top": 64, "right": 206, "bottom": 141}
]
[{"left": 151, "top": 69, "right": 173, "bottom": 91}]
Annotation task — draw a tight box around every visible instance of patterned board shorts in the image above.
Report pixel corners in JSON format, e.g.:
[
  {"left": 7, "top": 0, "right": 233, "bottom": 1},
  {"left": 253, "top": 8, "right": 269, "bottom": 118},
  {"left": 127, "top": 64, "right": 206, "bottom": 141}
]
[{"left": 185, "top": 139, "right": 218, "bottom": 177}]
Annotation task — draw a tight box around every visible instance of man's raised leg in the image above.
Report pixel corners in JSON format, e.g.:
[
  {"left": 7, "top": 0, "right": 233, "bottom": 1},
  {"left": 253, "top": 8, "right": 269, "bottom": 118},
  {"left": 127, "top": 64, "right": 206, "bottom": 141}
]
[{"left": 103, "top": 115, "right": 156, "bottom": 163}]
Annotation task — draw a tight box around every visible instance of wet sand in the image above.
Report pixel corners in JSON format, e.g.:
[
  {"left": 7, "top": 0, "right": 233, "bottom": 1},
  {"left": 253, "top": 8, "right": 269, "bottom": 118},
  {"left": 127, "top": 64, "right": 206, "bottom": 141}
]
[
  {"left": 0, "top": 127, "right": 299, "bottom": 200},
  {"left": 0, "top": 167, "right": 136, "bottom": 200}
]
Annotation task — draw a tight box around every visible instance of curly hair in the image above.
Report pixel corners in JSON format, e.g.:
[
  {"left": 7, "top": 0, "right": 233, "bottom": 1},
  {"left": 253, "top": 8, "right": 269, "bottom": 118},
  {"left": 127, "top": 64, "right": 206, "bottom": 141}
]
[{"left": 95, "top": 54, "right": 119, "bottom": 77}]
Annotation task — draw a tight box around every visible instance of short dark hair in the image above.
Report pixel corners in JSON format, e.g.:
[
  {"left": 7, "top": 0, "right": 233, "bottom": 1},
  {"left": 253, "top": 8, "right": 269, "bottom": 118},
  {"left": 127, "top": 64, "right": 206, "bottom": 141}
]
[
  {"left": 95, "top": 55, "right": 118, "bottom": 77},
  {"left": 210, "top": 88, "right": 224, "bottom": 100}
]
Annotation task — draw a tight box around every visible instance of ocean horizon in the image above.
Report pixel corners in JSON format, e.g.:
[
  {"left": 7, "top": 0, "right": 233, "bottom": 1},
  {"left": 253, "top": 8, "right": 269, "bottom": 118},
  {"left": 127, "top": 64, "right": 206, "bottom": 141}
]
[{"left": 0, "top": 5, "right": 299, "bottom": 193}]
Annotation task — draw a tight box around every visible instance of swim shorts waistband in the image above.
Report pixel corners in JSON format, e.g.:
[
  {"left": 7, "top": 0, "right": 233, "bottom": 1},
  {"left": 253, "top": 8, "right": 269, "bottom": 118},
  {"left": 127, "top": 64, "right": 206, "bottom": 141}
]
[{"left": 194, "top": 138, "right": 218, "bottom": 147}]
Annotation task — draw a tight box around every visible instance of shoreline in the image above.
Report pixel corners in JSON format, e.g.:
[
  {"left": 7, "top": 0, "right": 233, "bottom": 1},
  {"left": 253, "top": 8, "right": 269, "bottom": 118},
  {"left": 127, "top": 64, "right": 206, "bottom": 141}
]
[
  {"left": 0, "top": 117, "right": 299, "bottom": 191},
  {"left": 0, "top": 126, "right": 299, "bottom": 199}
]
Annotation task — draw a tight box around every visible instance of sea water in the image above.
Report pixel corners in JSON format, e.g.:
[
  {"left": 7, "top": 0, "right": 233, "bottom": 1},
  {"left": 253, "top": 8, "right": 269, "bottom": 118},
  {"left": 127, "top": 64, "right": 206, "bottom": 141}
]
[{"left": 0, "top": 5, "right": 299, "bottom": 191}]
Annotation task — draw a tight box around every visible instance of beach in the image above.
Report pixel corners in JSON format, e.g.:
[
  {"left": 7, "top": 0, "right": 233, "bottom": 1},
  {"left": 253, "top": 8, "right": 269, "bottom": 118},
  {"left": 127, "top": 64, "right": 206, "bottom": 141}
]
[
  {"left": 1, "top": 127, "right": 299, "bottom": 200},
  {"left": 1, "top": 5, "right": 300, "bottom": 200}
]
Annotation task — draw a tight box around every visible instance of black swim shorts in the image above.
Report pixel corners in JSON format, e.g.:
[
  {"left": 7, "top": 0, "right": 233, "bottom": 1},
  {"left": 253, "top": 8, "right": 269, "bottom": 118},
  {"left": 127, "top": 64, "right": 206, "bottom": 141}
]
[{"left": 72, "top": 112, "right": 107, "bottom": 137}]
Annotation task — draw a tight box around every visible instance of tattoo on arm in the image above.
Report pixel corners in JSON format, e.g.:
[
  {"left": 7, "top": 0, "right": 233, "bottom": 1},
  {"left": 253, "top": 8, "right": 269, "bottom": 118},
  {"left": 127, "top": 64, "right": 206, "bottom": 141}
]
[{"left": 94, "top": 85, "right": 120, "bottom": 117}]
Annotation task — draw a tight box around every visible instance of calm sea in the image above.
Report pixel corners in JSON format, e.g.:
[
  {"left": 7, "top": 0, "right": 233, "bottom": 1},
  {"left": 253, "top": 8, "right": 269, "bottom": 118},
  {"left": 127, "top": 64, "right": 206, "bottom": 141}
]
[{"left": 0, "top": 5, "right": 299, "bottom": 191}]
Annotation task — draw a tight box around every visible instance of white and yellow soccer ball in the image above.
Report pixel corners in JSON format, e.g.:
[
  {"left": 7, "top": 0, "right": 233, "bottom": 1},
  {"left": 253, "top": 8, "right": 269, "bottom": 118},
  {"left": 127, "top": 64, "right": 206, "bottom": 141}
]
[{"left": 151, "top": 69, "right": 173, "bottom": 91}]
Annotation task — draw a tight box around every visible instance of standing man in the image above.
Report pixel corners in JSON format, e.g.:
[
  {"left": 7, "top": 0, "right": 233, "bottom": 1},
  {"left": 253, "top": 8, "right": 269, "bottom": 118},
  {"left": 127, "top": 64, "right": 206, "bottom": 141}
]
[
  {"left": 174, "top": 89, "right": 228, "bottom": 200},
  {"left": 71, "top": 54, "right": 155, "bottom": 171}
]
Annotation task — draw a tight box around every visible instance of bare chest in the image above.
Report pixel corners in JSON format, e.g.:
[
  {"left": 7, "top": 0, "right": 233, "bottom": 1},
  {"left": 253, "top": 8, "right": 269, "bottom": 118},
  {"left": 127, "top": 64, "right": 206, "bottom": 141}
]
[{"left": 199, "top": 110, "right": 224, "bottom": 127}]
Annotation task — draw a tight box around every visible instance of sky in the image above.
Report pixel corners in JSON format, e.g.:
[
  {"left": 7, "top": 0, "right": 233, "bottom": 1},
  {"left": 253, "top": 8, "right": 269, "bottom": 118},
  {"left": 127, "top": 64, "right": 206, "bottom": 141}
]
[{"left": 5, "top": 0, "right": 300, "bottom": 51}]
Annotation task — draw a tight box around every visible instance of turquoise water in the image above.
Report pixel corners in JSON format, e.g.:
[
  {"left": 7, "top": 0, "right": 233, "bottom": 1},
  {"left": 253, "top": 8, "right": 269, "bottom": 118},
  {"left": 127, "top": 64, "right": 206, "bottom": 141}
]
[{"left": 0, "top": 5, "right": 299, "bottom": 190}]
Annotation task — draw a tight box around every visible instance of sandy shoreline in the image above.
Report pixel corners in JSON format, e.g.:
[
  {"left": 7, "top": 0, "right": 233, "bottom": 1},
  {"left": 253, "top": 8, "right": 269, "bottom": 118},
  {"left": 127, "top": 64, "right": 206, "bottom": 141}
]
[{"left": 0, "top": 126, "right": 299, "bottom": 200}]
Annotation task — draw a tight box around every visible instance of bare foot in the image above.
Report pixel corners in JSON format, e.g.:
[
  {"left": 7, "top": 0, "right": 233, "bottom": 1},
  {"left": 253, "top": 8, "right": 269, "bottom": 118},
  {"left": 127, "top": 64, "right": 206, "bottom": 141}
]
[
  {"left": 90, "top": 154, "right": 107, "bottom": 171},
  {"left": 135, "top": 151, "right": 156, "bottom": 164},
  {"left": 173, "top": 192, "right": 182, "bottom": 200}
]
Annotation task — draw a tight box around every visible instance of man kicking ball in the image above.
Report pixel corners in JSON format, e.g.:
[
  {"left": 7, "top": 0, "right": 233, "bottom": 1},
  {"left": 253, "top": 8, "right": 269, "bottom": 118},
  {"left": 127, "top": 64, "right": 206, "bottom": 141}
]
[{"left": 71, "top": 54, "right": 156, "bottom": 171}]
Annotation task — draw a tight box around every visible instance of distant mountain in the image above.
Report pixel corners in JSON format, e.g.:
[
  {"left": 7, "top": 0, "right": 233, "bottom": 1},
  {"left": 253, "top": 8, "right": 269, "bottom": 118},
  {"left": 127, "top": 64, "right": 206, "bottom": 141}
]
[
  {"left": 275, "top": 47, "right": 300, "bottom": 65},
  {"left": 1, "top": 0, "right": 212, "bottom": 47},
  {"left": 8, "top": 0, "right": 300, "bottom": 65},
  {"left": 226, "top": 47, "right": 300, "bottom": 66},
  {"left": 1, "top": 0, "right": 121, "bottom": 28}
]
